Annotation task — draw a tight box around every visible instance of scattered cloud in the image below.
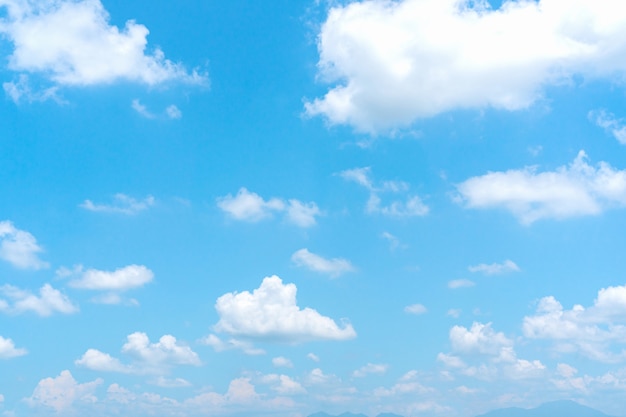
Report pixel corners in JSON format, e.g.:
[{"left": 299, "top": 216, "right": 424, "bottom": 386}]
[
  {"left": 66, "top": 264, "right": 154, "bottom": 291},
  {"left": 456, "top": 151, "right": 626, "bottom": 224},
  {"left": 0, "top": 0, "right": 205, "bottom": 88},
  {"left": 448, "top": 279, "right": 475, "bottom": 289},
  {"left": 307, "top": 353, "right": 320, "bottom": 362},
  {"left": 404, "top": 303, "right": 427, "bottom": 315},
  {"left": 80, "top": 193, "right": 155, "bottom": 215},
  {"left": 149, "top": 377, "right": 192, "bottom": 388},
  {"left": 589, "top": 109, "right": 626, "bottom": 144},
  {"left": 260, "top": 374, "right": 306, "bottom": 395},
  {"left": 27, "top": 370, "right": 102, "bottom": 413},
  {"left": 3, "top": 74, "right": 62, "bottom": 104},
  {"left": 468, "top": 260, "right": 520, "bottom": 276},
  {"left": 450, "top": 322, "right": 513, "bottom": 356},
  {"left": 199, "top": 334, "right": 265, "bottom": 356},
  {"left": 217, "top": 188, "right": 321, "bottom": 227},
  {"left": 213, "top": 275, "right": 357, "bottom": 343},
  {"left": 166, "top": 105, "right": 182, "bottom": 119},
  {"left": 0, "top": 221, "right": 48, "bottom": 270},
  {"left": 0, "top": 284, "right": 78, "bottom": 316},
  {"left": 291, "top": 248, "right": 355, "bottom": 277},
  {"left": 352, "top": 363, "right": 389, "bottom": 378},
  {"left": 373, "top": 371, "right": 434, "bottom": 397},
  {"left": 131, "top": 99, "right": 155, "bottom": 119},
  {"left": 306, "top": 0, "right": 626, "bottom": 133},
  {"left": 381, "top": 231, "right": 406, "bottom": 250},
  {"left": 0, "top": 336, "right": 27, "bottom": 359},
  {"left": 272, "top": 356, "right": 293, "bottom": 368},
  {"left": 447, "top": 309, "right": 461, "bottom": 318}
]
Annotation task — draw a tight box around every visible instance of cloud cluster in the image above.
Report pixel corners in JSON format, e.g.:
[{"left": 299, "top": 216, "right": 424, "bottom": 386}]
[
  {"left": 0, "top": 284, "right": 78, "bottom": 316},
  {"left": 456, "top": 151, "right": 626, "bottom": 224},
  {"left": 80, "top": 194, "right": 155, "bottom": 215},
  {"left": 217, "top": 188, "right": 322, "bottom": 228},
  {"left": 213, "top": 275, "right": 357, "bottom": 343},
  {"left": 0, "top": 221, "right": 48, "bottom": 270},
  {"left": 291, "top": 248, "right": 355, "bottom": 277},
  {"left": 307, "top": 0, "right": 626, "bottom": 132}
]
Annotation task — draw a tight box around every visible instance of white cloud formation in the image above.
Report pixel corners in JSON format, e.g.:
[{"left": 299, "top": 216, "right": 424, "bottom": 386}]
[
  {"left": 448, "top": 279, "right": 475, "bottom": 289},
  {"left": 307, "top": 353, "right": 320, "bottom": 362},
  {"left": 272, "top": 356, "right": 293, "bottom": 368},
  {"left": 27, "top": 370, "right": 102, "bottom": 412},
  {"left": 213, "top": 275, "right": 357, "bottom": 343},
  {"left": 456, "top": 151, "right": 626, "bottom": 224},
  {"left": 291, "top": 248, "right": 355, "bottom": 277},
  {"left": 450, "top": 322, "right": 513, "bottom": 356},
  {"left": 67, "top": 264, "right": 154, "bottom": 291},
  {"left": 352, "top": 363, "right": 389, "bottom": 378},
  {"left": 306, "top": 0, "right": 626, "bottom": 133},
  {"left": 0, "top": 0, "right": 205, "bottom": 87},
  {"left": 131, "top": 99, "right": 155, "bottom": 119},
  {"left": 381, "top": 231, "right": 406, "bottom": 250},
  {"left": 373, "top": 371, "right": 434, "bottom": 397},
  {"left": 149, "top": 377, "right": 192, "bottom": 388},
  {"left": 0, "top": 336, "right": 27, "bottom": 359},
  {"left": 260, "top": 374, "right": 306, "bottom": 395},
  {"left": 199, "top": 334, "right": 265, "bottom": 356},
  {"left": 217, "top": 188, "right": 321, "bottom": 227},
  {"left": 468, "top": 260, "right": 520, "bottom": 275},
  {"left": 2, "top": 73, "right": 62, "bottom": 104},
  {"left": 166, "top": 104, "right": 182, "bottom": 120},
  {"left": 0, "top": 221, "right": 48, "bottom": 269},
  {"left": 589, "top": 109, "right": 626, "bottom": 145},
  {"left": 76, "top": 332, "right": 201, "bottom": 374},
  {"left": 80, "top": 193, "right": 155, "bottom": 215},
  {"left": 404, "top": 303, "right": 427, "bottom": 315},
  {"left": 0, "top": 284, "right": 78, "bottom": 316}
]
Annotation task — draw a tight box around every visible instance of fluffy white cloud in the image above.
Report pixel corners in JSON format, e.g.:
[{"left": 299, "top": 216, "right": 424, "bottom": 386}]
[
  {"left": 367, "top": 194, "right": 429, "bottom": 217},
  {"left": 0, "top": 283, "right": 78, "bottom": 316},
  {"left": 199, "top": 334, "right": 265, "bottom": 356},
  {"left": 589, "top": 109, "right": 626, "bottom": 145},
  {"left": 76, "top": 332, "right": 201, "bottom": 374},
  {"left": 523, "top": 285, "right": 626, "bottom": 362},
  {"left": 272, "top": 356, "right": 293, "bottom": 368},
  {"left": 80, "top": 193, "right": 155, "bottom": 215},
  {"left": 450, "top": 322, "right": 513, "bottom": 356},
  {"left": 67, "top": 264, "right": 154, "bottom": 291},
  {"left": 213, "top": 275, "right": 357, "bottom": 343},
  {"left": 352, "top": 363, "right": 389, "bottom": 378},
  {"left": 307, "top": 353, "right": 320, "bottom": 362},
  {"left": 260, "top": 374, "right": 306, "bottom": 395},
  {"left": 404, "top": 303, "right": 427, "bottom": 315},
  {"left": 468, "top": 260, "right": 520, "bottom": 275},
  {"left": 374, "top": 371, "right": 434, "bottom": 397},
  {"left": 306, "top": 0, "right": 626, "bottom": 133},
  {"left": 0, "top": 0, "right": 205, "bottom": 87},
  {"left": 456, "top": 151, "right": 626, "bottom": 224},
  {"left": 0, "top": 336, "right": 27, "bottom": 359},
  {"left": 291, "top": 248, "right": 355, "bottom": 277},
  {"left": 448, "top": 279, "right": 475, "bottom": 289},
  {"left": 0, "top": 221, "right": 48, "bottom": 269},
  {"left": 27, "top": 370, "right": 102, "bottom": 412},
  {"left": 217, "top": 188, "right": 321, "bottom": 227}
]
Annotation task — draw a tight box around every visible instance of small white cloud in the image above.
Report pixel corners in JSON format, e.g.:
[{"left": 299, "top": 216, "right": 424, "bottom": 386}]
[
  {"left": 449, "top": 322, "right": 513, "bottom": 356},
  {"left": 3, "top": 74, "right": 62, "bottom": 104},
  {"left": 80, "top": 193, "right": 155, "bottom": 215},
  {"left": 166, "top": 105, "right": 182, "bottom": 120},
  {"left": 131, "top": 99, "right": 155, "bottom": 118},
  {"left": 75, "top": 349, "right": 130, "bottom": 373},
  {"left": 404, "top": 303, "right": 427, "bottom": 315},
  {"left": 68, "top": 264, "right": 154, "bottom": 291},
  {"left": 456, "top": 151, "right": 626, "bottom": 224},
  {"left": 27, "top": 370, "right": 102, "bottom": 413},
  {"left": 367, "top": 194, "right": 429, "bottom": 217},
  {"left": 199, "top": 334, "right": 265, "bottom": 356},
  {"left": 447, "top": 309, "right": 461, "bottom": 318},
  {"left": 381, "top": 231, "right": 406, "bottom": 250},
  {"left": 261, "top": 374, "right": 306, "bottom": 395},
  {"left": 0, "top": 284, "right": 78, "bottom": 317},
  {"left": 339, "top": 167, "right": 374, "bottom": 190},
  {"left": 213, "top": 275, "right": 357, "bottom": 343},
  {"left": 0, "top": 336, "right": 27, "bottom": 359},
  {"left": 285, "top": 200, "right": 322, "bottom": 228},
  {"left": 589, "top": 109, "right": 626, "bottom": 145},
  {"left": 0, "top": 221, "right": 48, "bottom": 270},
  {"left": 272, "top": 356, "right": 293, "bottom": 368},
  {"left": 352, "top": 363, "right": 389, "bottom": 378},
  {"left": 149, "top": 376, "right": 192, "bottom": 388},
  {"left": 468, "top": 260, "right": 520, "bottom": 276},
  {"left": 291, "top": 248, "right": 355, "bottom": 277},
  {"left": 307, "top": 353, "right": 320, "bottom": 362},
  {"left": 448, "top": 279, "right": 475, "bottom": 289}
]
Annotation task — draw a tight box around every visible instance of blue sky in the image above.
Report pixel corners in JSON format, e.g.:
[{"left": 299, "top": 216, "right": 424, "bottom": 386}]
[{"left": 2, "top": 0, "right": 626, "bottom": 416}]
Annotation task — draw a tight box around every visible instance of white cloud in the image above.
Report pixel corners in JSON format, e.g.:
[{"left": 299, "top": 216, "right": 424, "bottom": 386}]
[
  {"left": 166, "top": 105, "right": 182, "bottom": 120},
  {"left": 0, "top": 0, "right": 205, "bottom": 87},
  {"left": 448, "top": 279, "right": 475, "bottom": 289},
  {"left": 0, "top": 284, "right": 78, "bottom": 316},
  {"left": 468, "top": 260, "right": 520, "bottom": 275},
  {"left": 199, "top": 334, "right": 265, "bottom": 356},
  {"left": 373, "top": 371, "right": 434, "bottom": 397},
  {"left": 367, "top": 194, "right": 429, "bottom": 217},
  {"left": 352, "top": 363, "right": 389, "bottom": 378},
  {"left": 589, "top": 109, "right": 626, "bottom": 144},
  {"left": 272, "top": 356, "right": 293, "bottom": 368},
  {"left": 447, "top": 309, "right": 462, "bottom": 318},
  {"left": 76, "top": 332, "right": 201, "bottom": 375},
  {"left": 0, "top": 336, "right": 27, "bottom": 359},
  {"left": 381, "top": 231, "right": 406, "bottom": 250},
  {"left": 404, "top": 303, "right": 427, "bottom": 315},
  {"left": 260, "top": 374, "right": 306, "bottom": 395},
  {"left": 3, "top": 74, "right": 62, "bottom": 104},
  {"left": 217, "top": 188, "right": 321, "bottom": 227},
  {"left": 0, "top": 221, "right": 48, "bottom": 270},
  {"left": 450, "top": 322, "right": 513, "bottom": 356},
  {"left": 339, "top": 167, "right": 375, "bottom": 190},
  {"left": 27, "top": 370, "right": 102, "bottom": 413},
  {"left": 131, "top": 99, "right": 155, "bottom": 118},
  {"left": 291, "top": 248, "right": 355, "bottom": 277},
  {"left": 456, "top": 151, "right": 626, "bottom": 224},
  {"left": 306, "top": 0, "right": 626, "bottom": 133},
  {"left": 149, "top": 377, "right": 192, "bottom": 388},
  {"left": 307, "top": 353, "right": 320, "bottom": 362},
  {"left": 213, "top": 275, "right": 357, "bottom": 343},
  {"left": 0, "top": 393, "right": 3, "bottom": 403},
  {"left": 68, "top": 264, "right": 154, "bottom": 291},
  {"left": 80, "top": 193, "right": 155, "bottom": 215}
]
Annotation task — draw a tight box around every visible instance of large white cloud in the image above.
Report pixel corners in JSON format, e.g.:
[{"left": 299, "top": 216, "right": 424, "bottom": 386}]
[
  {"left": 456, "top": 151, "right": 626, "bottom": 224},
  {"left": 213, "top": 275, "right": 356, "bottom": 343},
  {"left": 306, "top": 0, "right": 626, "bottom": 133},
  {"left": 0, "top": 221, "right": 48, "bottom": 269},
  {"left": 67, "top": 264, "right": 154, "bottom": 291},
  {"left": 0, "top": 0, "right": 204, "bottom": 87},
  {"left": 291, "top": 248, "right": 355, "bottom": 277},
  {"left": 0, "top": 335, "right": 27, "bottom": 359},
  {"left": 27, "top": 370, "right": 102, "bottom": 413},
  {"left": 0, "top": 283, "right": 78, "bottom": 316}
]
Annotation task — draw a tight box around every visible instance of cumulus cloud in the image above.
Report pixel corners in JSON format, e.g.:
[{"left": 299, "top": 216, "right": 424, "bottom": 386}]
[
  {"left": 0, "top": 336, "right": 27, "bottom": 359},
  {"left": 260, "top": 374, "right": 306, "bottom": 395},
  {"left": 457, "top": 151, "right": 626, "bottom": 224},
  {"left": 199, "top": 334, "right": 265, "bottom": 356},
  {"left": 352, "top": 363, "right": 389, "bottom": 378},
  {"left": 217, "top": 188, "right": 321, "bottom": 227},
  {"left": 468, "top": 260, "right": 520, "bottom": 275},
  {"left": 0, "top": 221, "right": 48, "bottom": 269},
  {"left": 27, "top": 370, "right": 102, "bottom": 412},
  {"left": 448, "top": 279, "right": 475, "bottom": 289},
  {"left": 0, "top": 0, "right": 205, "bottom": 88},
  {"left": 291, "top": 248, "right": 355, "bottom": 277},
  {"left": 213, "top": 275, "right": 357, "bottom": 343},
  {"left": 67, "top": 264, "right": 154, "bottom": 291},
  {"left": 404, "top": 303, "right": 427, "bottom": 315},
  {"left": 80, "top": 193, "right": 155, "bottom": 215},
  {"left": 450, "top": 322, "right": 513, "bottom": 356},
  {"left": 589, "top": 109, "right": 626, "bottom": 145},
  {"left": 76, "top": 332, "right": 201, "bottom": 374},
  {"left": 0, "top": 284, "right": 78, "bottom": 316},
  {"left": 272, "top": 356, "right": 293, "bottom": 368},
  {"left": 306, "top": 0, "right": 626, "bottom": 133}
]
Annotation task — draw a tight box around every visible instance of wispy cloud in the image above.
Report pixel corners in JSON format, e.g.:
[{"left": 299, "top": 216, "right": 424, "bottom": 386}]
[
  {"left": 469, "top": 260, "right": 520, "bottom": 276},
  {"left": 291, "top": 248, "right": 355, "bottom": 277},
  {"left": 80, "top": 194, "right": 155, "bottom": 215},
  {"left": 589, "top": 109, "right": 626, "bottom": 145}
]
